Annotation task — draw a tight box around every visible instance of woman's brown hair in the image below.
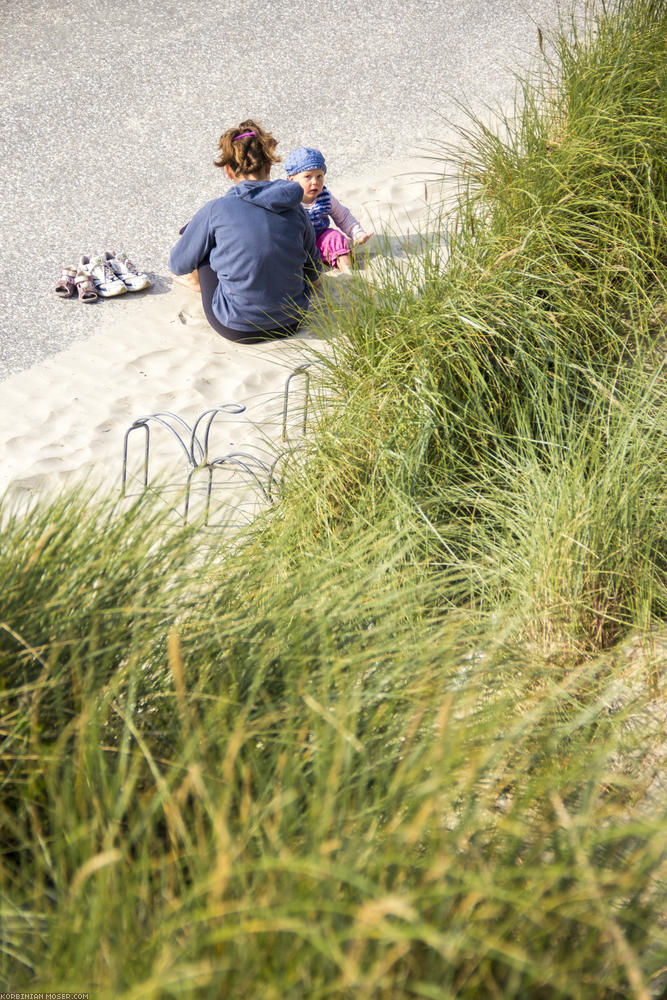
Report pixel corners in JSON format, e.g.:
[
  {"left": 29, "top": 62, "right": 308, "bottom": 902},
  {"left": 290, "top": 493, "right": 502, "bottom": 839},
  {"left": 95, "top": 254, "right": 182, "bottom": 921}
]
[{"left": 214, "top": 119, "right": 281, "bottom": 178}]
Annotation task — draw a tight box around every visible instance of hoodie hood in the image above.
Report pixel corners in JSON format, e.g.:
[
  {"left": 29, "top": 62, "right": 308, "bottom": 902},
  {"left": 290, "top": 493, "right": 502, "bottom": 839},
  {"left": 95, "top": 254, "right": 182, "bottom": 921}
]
[{"left": 232, "top": 178, "right": 304, "bottom": 214}]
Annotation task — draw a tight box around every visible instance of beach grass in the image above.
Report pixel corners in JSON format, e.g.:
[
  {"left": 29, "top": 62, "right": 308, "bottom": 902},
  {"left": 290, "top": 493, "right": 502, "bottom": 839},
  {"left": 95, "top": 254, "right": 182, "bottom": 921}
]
[{"left": 1, "top": 0, "right": 666, "bottom": 996}]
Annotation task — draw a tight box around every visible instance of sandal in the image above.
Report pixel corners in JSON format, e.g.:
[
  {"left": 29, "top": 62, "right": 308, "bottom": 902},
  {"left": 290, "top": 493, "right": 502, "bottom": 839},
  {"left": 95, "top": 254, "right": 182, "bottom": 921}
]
[
  {"left": 55, "top": 265, "right": 76, "bottom": 298},
  {"left": 81, "top": 254, "right": 126, "bottom": 297},
  {"left": 103, "top": 250, "right": 151, "bottom": 291},
  {"left": 75, "top": 267, "right": 98, "bottom": 303}
]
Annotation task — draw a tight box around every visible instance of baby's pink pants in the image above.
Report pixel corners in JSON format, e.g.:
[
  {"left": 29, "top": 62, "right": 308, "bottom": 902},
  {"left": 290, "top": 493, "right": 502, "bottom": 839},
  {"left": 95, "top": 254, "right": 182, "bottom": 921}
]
[{"left": 316, "top": 228, "right": 351, "bottom": 267}]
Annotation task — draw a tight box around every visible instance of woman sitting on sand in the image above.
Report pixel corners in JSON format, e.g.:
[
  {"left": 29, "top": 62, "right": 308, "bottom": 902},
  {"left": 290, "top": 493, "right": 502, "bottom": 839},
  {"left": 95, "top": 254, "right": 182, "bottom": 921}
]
[{"left": 169, "top": 120, "right": 322, "bottom": 343}]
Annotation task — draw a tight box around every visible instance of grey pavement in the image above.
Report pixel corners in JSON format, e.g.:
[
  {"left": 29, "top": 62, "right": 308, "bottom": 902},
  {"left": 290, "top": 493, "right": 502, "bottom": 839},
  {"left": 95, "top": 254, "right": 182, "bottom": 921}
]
[{"left": 1, "top": 0, "right": 576, "bottom": 378}]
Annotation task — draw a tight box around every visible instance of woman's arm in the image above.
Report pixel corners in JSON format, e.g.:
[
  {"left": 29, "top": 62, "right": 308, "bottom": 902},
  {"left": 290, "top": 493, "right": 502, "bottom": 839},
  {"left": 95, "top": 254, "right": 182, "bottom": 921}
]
[{"left": 168, "top": 201, "right": 216, "bottom": 275}]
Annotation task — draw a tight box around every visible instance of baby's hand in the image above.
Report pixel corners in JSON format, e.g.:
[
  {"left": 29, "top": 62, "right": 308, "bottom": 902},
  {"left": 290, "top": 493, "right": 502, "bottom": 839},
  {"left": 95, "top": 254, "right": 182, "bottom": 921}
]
[{"left": 354, "top": 232, "right": 374, "bottom": 246}]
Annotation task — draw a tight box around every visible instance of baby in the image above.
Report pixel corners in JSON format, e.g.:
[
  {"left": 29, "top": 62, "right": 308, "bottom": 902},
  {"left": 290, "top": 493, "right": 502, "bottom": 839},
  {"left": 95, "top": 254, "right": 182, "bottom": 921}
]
[{"left": 285, "top": 147, "right": 373, "bottom": 273}]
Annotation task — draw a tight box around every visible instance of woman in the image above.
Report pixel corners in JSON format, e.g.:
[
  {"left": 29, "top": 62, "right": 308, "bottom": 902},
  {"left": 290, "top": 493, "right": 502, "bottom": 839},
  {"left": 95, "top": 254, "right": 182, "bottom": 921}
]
[{"left": 169, "top": 120, "right": 321, "bottom": 343}]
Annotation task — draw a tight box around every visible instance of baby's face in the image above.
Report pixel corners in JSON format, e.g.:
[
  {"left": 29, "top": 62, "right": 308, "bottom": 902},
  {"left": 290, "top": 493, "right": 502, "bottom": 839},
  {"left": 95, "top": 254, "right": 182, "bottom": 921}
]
[{"left": 289, "top": 169, "right": 325, "bottom": 204}]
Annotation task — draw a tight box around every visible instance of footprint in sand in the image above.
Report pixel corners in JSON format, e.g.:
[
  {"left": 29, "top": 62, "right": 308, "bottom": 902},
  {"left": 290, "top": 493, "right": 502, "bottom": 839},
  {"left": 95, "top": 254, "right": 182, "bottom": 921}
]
[
  {"left": 242, "top": 371, "right": 265, "bottom": 391},
  {"left": 177, "top": 307, "right": 205, "bottom": 326}
]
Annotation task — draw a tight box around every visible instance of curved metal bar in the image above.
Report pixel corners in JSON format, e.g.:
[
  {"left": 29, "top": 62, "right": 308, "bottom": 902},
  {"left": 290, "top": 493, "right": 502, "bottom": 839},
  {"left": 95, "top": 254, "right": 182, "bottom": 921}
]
[
  {"left": 121, "top": 411, "right": 195, "bottom": 496},
  {"left": 183, "top": 455, "right": 272, "bottom": 527},
  {"left": 183, "top": 464, "right": 215, "bottom": 526},
  {"left": 122, "top": 422, "right": 149, "bottom": 496},
  {"left": 267, "top": 451, "right": 286, "bottom": 504},
  {"left": 126, "top": 376, "right": 320, "bottom": 517},
  {"left": 132, "top": 412, "right": 194, "bottom": 462},
  {"left": 282, "top": 364, "right": 312, "bottom": 441},
  {"left": 267, "top": 444, "right": 307, "bottom": 503},
  {"left": 183, "top": 466, "right": 196, "bottom": 525},
  {"left": 183, "top": 451, "right": 272, "bottom": 525},
  {"left": 206, "top": 455, "right": 271, "bottom": 505},
  {"left": 207, "top": 450, "right": 271, "bottom": 475},
  {"left": 189, "top": 403, "right": 247, "bottom": 466},
  {"left": 205, "top": 466, "right": 215, "bottom": 525}
]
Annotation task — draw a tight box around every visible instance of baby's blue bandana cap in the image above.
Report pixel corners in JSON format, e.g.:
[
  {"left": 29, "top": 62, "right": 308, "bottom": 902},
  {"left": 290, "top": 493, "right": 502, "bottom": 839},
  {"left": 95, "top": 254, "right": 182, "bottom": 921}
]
[{"left": 285, "top": 147, "right": 327, "bottom": 175}]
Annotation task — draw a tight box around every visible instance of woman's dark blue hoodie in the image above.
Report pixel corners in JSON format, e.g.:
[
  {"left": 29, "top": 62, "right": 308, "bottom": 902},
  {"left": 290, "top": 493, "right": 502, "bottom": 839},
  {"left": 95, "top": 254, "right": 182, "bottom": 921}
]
[{"left": 169, "top": 179, "right": 321, "bottom": 333}]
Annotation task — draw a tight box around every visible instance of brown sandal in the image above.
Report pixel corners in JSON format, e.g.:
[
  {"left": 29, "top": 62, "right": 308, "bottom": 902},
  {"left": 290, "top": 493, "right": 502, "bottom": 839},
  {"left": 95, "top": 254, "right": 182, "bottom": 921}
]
[
  {"left": 55, "top": 265, "right": 77, "bottom": 298},
  {"left": 75, "top": 267, "right": 98, "bottom": 303}
]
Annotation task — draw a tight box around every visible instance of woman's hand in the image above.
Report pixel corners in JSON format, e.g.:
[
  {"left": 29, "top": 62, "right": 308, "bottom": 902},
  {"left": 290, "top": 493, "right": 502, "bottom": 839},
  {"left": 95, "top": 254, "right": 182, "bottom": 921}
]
[{"left": 170, "top": 270, "right": 201, "bottom": 292}]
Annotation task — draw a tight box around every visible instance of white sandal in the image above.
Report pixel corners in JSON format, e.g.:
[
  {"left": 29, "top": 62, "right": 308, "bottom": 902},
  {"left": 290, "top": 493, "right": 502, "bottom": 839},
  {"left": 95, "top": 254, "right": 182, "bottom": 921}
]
[
  {"left": 80, "top": 255, "right": 126, "bottom": 297},
  {"left": 103, "top": 251, "right": 151, "bottom": 291}
]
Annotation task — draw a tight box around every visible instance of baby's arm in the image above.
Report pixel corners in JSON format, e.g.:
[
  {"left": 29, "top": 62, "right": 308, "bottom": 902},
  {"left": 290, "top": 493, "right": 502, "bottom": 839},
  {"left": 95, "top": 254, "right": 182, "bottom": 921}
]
[{"left": 329, "top": 194, "right": 373, "bottom": 244}]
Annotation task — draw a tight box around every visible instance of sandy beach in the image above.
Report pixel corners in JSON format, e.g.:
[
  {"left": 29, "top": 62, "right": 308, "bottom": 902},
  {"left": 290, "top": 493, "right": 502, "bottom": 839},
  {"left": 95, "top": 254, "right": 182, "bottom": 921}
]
[
  {"left": 0, "top": 0, "right": 581, "bottom": 510},
  {"left": 0, "top": 160, "right": 443, "bottom": 513}
]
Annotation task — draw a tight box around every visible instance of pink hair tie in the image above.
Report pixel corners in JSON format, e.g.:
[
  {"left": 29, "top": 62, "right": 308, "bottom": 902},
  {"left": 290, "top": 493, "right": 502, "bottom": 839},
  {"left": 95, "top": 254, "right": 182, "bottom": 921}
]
[{"left": 234, "top": 131, "right": 256, "bottom": 140}]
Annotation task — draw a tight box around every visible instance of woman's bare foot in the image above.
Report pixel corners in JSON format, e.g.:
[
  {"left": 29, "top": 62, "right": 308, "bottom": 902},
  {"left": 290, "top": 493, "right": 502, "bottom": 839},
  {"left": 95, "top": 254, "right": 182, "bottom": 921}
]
[
  {"left": 170, "top": 270, "right": 201, "bottom": 293},
  {"left": 336, "top": 254, "right": 353, "bottom": 273}
]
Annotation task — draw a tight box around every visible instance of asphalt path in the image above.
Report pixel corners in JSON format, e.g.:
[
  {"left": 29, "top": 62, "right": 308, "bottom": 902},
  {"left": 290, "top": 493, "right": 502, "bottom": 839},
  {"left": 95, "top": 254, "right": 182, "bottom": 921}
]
[{"left": 1, "top": 0, "right": 578, "bottom": 378}]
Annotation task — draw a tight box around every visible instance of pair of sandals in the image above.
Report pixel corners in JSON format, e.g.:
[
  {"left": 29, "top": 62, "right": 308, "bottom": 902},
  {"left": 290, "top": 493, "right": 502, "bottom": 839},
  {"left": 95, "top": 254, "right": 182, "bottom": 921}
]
[{"left": 55, "top": 266, "right": 98, "bottom": 303}]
